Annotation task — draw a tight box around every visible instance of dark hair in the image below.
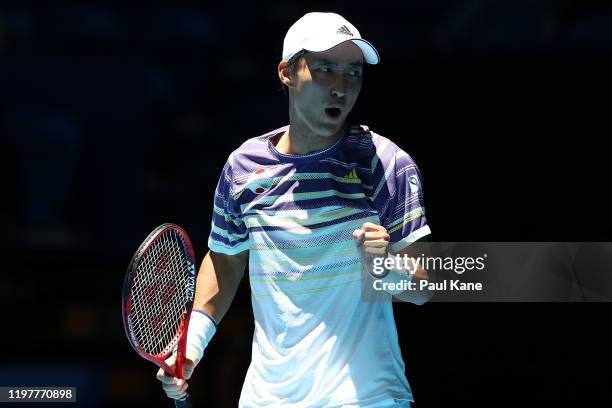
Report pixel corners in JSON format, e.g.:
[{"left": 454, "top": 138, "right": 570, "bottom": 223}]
[{"left": 278, "top": 50, "right": 308, "bottom": 94}]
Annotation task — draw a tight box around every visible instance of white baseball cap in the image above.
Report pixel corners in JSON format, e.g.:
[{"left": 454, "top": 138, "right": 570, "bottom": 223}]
[{"left": 282, "top": 12, "right": 380, "bottom": 65}]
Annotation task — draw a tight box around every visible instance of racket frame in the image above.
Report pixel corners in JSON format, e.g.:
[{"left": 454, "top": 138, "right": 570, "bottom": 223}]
[{"left": 121, "top": 223, "right": 197, "bottom": 379}]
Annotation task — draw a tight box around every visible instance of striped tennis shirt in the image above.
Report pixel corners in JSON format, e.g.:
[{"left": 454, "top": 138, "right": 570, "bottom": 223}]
[{"left": 208, "top": 124, "right": 431, "bottom": 407}]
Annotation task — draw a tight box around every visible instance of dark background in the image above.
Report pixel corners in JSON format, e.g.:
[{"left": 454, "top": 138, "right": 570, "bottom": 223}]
[{"left": 1, "top": 1, "right": 611, "bottom": 407}]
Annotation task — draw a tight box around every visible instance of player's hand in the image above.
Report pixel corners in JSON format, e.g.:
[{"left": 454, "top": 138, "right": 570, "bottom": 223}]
[
  {"left": 156, "top": 347, "right": 200, "bottom": 400},
  {"left": 353, "top": 222, "right": 390, "bottom": 260}
]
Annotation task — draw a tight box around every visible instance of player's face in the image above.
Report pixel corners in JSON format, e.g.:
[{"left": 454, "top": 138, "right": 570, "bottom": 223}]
[{"left": 291, "top": 42, "right": 363, "bottom": 137}]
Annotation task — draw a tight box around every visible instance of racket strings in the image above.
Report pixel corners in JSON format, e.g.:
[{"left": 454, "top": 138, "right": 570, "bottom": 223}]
[{"left": 130, "top": 229, "right": 190, "bottom": 357}]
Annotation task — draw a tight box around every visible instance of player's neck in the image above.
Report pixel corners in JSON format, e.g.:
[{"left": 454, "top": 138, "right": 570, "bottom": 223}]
[{"left": 275, "top": 122, "right": 344, "bottom": 155}]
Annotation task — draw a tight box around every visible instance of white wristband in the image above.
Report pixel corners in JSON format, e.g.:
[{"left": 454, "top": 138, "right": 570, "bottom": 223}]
[
  {"left": 377, "top": 252, "right": 414, "bottom": 295},
  {"left": 379, "top": 268, "right": 413, "bottom": 295},
  {"left": 186, "top": 310, "right": 217, "bottom": 362}
]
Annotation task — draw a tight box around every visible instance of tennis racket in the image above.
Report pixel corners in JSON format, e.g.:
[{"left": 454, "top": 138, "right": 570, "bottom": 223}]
[{"left": 122, "top": 223, "right": 197, "bottom": 408}]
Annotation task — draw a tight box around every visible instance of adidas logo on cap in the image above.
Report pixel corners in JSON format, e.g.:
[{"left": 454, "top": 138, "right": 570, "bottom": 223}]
[{"left": 336, "top": 25, "right": 354, "bottom": 36}]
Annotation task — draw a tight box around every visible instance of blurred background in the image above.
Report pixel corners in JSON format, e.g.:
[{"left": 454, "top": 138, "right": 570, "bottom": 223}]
[{"left": 1, "top": 0, "right": 611, "bottom": 406}]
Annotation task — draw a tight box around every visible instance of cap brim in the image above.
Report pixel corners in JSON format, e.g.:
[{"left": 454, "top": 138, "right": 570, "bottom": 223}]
[{"left": 350, "top": 39, "right": 380, "bottom": 65}]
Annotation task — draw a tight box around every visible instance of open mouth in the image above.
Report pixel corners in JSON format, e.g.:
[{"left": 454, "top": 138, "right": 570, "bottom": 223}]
[{"left": 325, "top": 107, "right": 342, "bottom": 119}]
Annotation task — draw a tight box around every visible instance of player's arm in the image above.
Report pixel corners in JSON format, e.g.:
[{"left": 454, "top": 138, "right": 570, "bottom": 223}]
[
  {"left": 192, "top": 248, "right": 248, "bottom": 323},
  {"left": 366, "top": 144, "right": 432, "bottom": 303},
  {"left": 156, "top": 248, "right": 248, "bottom": 400}
]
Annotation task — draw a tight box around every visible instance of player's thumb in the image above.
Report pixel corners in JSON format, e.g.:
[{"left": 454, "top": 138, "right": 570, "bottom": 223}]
[
  {"left": 182, "top": 348, "right": 201, "bottom": 380},
  {"left": 156, "top": 352, "right": 178, "bottom": 381},
  {"left": 352, "top": 229, "right": 365, "bottom": 243}
]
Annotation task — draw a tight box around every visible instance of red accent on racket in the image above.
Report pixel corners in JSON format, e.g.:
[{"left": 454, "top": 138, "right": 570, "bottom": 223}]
[{"left": 122, "top": 223, "right": 197, "bottom": 408}]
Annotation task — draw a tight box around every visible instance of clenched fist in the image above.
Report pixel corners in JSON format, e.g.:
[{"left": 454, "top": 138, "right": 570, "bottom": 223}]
[{"left": 353, "top": 222, "right": 390, "bottom": 258}]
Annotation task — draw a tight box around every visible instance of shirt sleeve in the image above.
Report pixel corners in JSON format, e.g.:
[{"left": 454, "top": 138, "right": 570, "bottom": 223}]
[
  {"left": 372, "top": 145, "right": 431, "bottom": 253},
  {"left": 207, "top": 159, "right": 250, "bottom": 255}
]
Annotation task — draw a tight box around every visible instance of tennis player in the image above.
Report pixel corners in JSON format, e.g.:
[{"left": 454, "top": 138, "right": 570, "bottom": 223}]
[{"left": 157, "top": 12, "right": 432, "bottom": 407}]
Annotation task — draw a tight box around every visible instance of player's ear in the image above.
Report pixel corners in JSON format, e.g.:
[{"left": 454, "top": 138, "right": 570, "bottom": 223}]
[{"left": 278, "top": 60, "right": 293, "bottom": 88}]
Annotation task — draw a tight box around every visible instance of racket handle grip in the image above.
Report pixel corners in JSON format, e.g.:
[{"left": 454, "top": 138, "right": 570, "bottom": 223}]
[{"left": 175, "top": 394, "right": 192, "bottom": 408}]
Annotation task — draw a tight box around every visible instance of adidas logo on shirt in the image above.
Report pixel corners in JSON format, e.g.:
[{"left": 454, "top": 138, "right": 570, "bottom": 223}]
[
  {"left": 343, "top": 169, "right": 359, "bottom": 181},
  {"left": 336, "top": 25, "right": 354, "bottom": 36}
]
